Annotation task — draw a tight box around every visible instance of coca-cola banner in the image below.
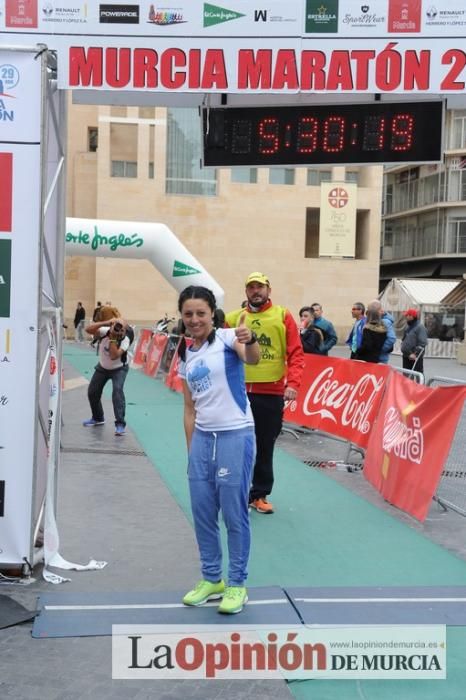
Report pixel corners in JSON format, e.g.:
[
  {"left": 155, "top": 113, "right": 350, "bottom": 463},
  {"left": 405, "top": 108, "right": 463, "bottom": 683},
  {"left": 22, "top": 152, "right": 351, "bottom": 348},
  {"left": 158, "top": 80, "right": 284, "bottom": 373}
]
[
  {"left": 364, "top": 372, "right": 466, "bottom": 521},
  {"left": 284, "top": 356, "right": 390, "bottom": 449},
  {"left": 143, "top": 333, "right": 169, "bottom": 378},
  {"left": 131, "top": 329, "right": 153, "bottom": 367}
]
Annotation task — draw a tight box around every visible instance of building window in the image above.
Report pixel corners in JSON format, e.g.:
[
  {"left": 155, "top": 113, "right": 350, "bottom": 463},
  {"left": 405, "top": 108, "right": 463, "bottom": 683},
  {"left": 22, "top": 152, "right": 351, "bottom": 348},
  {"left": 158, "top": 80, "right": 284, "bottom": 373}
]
[
  {"left": 451, "top": 111, "right": 466, "bottom": 149},
  {"left": 307, "top": 169, "right": 331, "bottom": 185},
  {"left": 110, "top": 122, "right": 138, "bottom": 177},
  {"left": 447, "top": 219, "right": 466, "bottom": 253},
  {"left": 345, "top": 170, "right": 359, "bottom": 184},
  {"left": 111, "top": 160, "right": 137, "bottom": 178},
  {"left": 231, "top": 168, "right": 258, "bottom": 184},
  {"left": 139, "top": 107, "right": 155, "bottom": 119},
  {"left": 88, "top": 127, "right": 98, "bottom": 152},
  {"left": 148, "top": 162, "right": 154, "bottom": 179},
  {"left": 269, "top": 168, "right": 295, "bottom": 185},
  {"left": 166, "top": 108, "right": 217, "bottom": 196}
]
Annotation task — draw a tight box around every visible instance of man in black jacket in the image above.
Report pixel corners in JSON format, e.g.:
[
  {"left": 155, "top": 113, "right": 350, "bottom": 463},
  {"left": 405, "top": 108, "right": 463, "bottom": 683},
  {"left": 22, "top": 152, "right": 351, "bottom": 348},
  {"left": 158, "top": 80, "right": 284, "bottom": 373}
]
[{"left": 401, "top": 309, "right": 428, "bottom": 376}]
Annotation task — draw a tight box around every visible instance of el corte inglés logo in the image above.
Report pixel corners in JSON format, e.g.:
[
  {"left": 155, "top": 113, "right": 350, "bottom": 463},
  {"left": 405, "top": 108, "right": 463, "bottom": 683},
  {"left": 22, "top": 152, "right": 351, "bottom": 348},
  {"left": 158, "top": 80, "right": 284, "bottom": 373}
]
[{"left": 203, "top": 3, "right": 245, "bottom": 27}]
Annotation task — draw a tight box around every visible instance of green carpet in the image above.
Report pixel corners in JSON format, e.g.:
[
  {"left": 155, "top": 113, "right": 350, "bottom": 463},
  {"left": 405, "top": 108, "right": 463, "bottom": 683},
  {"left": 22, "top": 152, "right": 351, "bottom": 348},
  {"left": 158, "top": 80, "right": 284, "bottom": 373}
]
[{"left": 65, "top": 344, "right": 466, "bottom": 698}]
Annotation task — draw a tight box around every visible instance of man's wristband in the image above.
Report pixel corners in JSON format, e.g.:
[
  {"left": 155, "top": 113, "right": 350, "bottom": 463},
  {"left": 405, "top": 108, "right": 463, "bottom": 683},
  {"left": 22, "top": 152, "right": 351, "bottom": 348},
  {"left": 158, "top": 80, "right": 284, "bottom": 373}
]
[
  {"left": 109, "top": 339, "right": 118, "bottom": 344},
  {"left": 245, "top": 332, "right": 258, "bottom": 346}
]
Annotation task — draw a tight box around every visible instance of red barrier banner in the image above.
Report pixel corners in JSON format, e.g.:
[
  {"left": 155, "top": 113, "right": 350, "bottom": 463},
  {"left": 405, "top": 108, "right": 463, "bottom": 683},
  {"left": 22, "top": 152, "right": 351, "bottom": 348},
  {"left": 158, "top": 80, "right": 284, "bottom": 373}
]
[
  {"left": 132, "top": 328, "right": 153, "bottom": 367},
  {"left": 143, "top": 333, "right": 168, "bottom": 377},
  {"left": 284, "top": 355, "right": 390, "bottom": 449},
  {"left": 165, "top": 339, "right": 182, "bottom": 392},
  {"left": 364, "top": 373, "right": 466, "bottom": 521}
]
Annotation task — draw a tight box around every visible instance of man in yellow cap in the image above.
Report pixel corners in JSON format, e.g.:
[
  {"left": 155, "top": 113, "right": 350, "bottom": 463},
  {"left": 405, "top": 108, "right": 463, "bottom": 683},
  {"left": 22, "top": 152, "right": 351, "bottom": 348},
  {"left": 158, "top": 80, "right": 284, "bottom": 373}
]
[{"left": 225, "top": 272, "right": 304, "bottom": 514}]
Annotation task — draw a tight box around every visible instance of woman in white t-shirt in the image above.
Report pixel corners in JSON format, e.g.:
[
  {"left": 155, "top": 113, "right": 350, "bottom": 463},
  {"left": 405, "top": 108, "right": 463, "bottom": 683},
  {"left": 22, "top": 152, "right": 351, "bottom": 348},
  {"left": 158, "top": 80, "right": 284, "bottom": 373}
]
[{"left": 178, "top": 286, "right": 260, "bottom": 615}]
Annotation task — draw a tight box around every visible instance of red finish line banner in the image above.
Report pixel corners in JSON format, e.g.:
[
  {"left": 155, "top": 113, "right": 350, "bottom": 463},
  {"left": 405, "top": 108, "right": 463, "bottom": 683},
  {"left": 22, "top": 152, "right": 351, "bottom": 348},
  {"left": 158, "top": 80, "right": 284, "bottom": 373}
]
[
  {"left": 284, "top": 356, "right": 390, "bottom": 449},
  {"left": 57, "top": 40, "right": 466, "bottom": 93},
  {"left": 364, "top": 373, "right": 466, "bottom": 522}
]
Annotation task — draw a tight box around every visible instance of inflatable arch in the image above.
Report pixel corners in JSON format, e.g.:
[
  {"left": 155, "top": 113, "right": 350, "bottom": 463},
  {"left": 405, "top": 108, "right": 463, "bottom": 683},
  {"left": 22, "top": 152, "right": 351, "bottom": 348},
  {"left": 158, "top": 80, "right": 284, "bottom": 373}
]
[{"left": 65, "top": 217, "right": 225, "bottom": 307}]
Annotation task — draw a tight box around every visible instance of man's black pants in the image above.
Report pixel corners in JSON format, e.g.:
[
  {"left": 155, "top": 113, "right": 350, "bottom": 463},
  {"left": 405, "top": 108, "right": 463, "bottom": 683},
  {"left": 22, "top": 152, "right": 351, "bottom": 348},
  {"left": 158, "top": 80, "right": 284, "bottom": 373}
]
[
  {"left": 88, "top": 364, "right": 129, "bottom": 426},
  {"left": 247, "top": 393, "right": 284, "bottom": 501}
]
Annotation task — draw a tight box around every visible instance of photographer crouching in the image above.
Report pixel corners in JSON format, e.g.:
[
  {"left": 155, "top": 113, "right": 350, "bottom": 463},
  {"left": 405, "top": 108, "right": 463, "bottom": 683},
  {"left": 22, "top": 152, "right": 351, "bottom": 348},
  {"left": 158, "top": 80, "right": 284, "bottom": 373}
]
[{"left": 83, "top": 317, "right": 131, "bottom": 436}]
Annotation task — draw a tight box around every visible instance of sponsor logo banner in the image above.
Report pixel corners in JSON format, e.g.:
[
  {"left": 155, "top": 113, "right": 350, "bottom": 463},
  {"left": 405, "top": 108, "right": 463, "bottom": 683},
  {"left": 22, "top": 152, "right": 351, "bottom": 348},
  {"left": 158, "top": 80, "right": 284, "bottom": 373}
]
[
  {"left": 112, "top": 624, "right": 446, "bottom": 679},
  {"left": 341, "top": 3, "right": 385, "bottom": 32},
  {"left": 148, "top": 5, "right": 186, "bottom": 25},
  {"left": 388, "top": 0, "right": 421, "bottom": 33},
  {"left": 0, "top": 240, "right": 12, "bottom": 318},
  {"left": 42, "top": 2, "right": 88, "bottom": 25},
  {"left": 5, "top": 0, "right": 38, "bottom": 28},
  {"left": 305, "top": 0, "right": 338, "bottom": 33},
  {"left": 364, "top": 372, "right": 466, "bottom": 521},
  {"left": 0, "top": 153, "right": 13, "bottom": 233},
  {"left": 99, "top": 4, "right": 139, "bottom": 23},
  {"left": 203, "top": 3, "right": 245, "bottom": 27},
  {"left": 173, "top": 260, "right": 201, "bottom": 277},
  {"left": 284, "top": 355, "right": 390, "bottom": 449}
]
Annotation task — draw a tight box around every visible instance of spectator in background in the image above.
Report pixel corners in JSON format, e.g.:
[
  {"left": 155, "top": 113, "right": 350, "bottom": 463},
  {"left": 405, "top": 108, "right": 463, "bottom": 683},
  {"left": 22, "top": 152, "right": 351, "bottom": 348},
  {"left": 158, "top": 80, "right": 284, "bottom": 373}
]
[
  {"left": 354, "top": 307, "right": 387, "bottom": 364},
  {"left": 310, "top": 303, "right": 338, "bottom": 355},
  {"left": 92, "top": 301, "right": 102, "bottom": 322},
  {"left": 299, "top": 306, "right": 324, "bottom": 354},
  {"left": 73, "top": 302, "right": 86, "bottom": 342},
  {"left": 346, "top": 302, "right": 366, "bottom": 359},
  {"left": 401, "top": 309, "right": 428, "bottom": 376},
  {"left": 366, "top": 300, "right": 396, "bottom": 364}
]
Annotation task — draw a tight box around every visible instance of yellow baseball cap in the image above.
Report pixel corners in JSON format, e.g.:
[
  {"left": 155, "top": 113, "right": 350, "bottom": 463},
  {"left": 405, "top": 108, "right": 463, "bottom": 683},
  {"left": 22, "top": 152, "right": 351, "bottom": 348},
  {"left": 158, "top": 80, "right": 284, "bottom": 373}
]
[{"left": 245, "top": 272, "right": 270, "bottom": 286}]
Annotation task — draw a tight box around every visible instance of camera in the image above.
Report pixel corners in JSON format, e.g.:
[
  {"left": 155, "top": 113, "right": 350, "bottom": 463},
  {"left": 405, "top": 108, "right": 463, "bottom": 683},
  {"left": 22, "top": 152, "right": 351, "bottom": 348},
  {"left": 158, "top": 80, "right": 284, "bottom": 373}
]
[{"left": 113, "top": 322, "right": 123, "bottom": 333}]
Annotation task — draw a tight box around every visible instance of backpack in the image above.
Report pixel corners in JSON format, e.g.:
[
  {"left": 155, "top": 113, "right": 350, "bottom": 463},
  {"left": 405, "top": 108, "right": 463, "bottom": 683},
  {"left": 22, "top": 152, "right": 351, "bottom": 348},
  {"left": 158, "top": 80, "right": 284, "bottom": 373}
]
[{"left": 120, "top": 326, "right": 135, "bottom": 365}]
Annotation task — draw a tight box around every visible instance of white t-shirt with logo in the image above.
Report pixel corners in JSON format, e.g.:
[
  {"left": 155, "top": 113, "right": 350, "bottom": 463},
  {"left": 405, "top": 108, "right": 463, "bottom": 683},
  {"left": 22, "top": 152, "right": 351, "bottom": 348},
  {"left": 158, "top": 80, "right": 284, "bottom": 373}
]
[
  {"left": 98, "top": 327, "right": 130, "bottom": 370},
  {"left": 178, "top": 328, "right": 254, "bottom": 432}
]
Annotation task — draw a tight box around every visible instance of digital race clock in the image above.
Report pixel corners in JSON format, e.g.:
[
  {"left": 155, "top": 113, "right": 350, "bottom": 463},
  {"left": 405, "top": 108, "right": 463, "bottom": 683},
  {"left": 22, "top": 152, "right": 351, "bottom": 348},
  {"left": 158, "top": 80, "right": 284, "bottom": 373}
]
[{"left": 202, "top": 101, "right": 443, "bottom": 167}]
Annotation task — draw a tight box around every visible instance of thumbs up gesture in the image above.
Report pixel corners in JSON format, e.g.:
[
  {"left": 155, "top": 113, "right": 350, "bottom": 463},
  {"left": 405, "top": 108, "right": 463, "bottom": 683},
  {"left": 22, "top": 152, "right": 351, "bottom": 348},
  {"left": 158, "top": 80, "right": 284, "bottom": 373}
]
[{"left": 235, "top": 311, "right": 253, "bottom": 344}]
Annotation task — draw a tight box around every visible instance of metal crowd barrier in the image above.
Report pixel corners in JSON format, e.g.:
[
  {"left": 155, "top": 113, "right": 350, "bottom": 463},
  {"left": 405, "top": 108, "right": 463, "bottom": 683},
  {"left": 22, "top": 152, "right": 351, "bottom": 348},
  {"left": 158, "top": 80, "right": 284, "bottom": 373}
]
[{"left": 428, "top": 375, "right": 466, "bottom": 517}]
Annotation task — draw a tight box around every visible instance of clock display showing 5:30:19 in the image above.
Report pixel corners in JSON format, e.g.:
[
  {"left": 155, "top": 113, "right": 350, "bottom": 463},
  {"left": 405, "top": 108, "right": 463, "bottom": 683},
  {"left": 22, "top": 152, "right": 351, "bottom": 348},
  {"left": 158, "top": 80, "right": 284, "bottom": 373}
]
[{"left": 202, "top": 102, "right": 443, "bottom": 166}]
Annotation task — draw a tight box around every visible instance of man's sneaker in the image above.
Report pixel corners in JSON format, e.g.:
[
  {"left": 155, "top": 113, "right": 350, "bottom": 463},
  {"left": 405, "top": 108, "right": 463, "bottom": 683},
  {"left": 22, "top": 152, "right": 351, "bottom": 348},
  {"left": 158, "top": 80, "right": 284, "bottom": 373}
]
[
  {"left": 182, "top": 579, "right": 225, "bottom": 606},
  {"left": 218, "top": 586, "right": 248, "bottom": 614},
  {"left": 82, "top": 418, "right": 105, "bottom": 427},
  {"left": 250, "top": 498, "right": 274, "bottom": 514},
  {"left": 115, "top": 424, "right": 126, "bottom": 436}
]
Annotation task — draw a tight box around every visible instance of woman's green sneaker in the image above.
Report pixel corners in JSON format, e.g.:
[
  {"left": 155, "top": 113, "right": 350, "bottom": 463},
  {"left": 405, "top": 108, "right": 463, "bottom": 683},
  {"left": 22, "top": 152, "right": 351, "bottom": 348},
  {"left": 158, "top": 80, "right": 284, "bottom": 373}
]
[
  {"left": 218, "top": 586, "right": 248, "bottom": 614},
  {"left": 182, "top": 579, "right": 225, "bottom": 606}
]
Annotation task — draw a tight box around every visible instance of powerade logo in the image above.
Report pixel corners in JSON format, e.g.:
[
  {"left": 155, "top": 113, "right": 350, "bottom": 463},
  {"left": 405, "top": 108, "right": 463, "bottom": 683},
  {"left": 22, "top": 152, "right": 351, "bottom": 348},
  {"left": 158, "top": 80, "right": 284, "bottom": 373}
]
[
  {"left": 99, "top": 4, "right": 139, "bottom": 23},
  {"left": 203, "top": 2, "right": 245, "bottom": 27}
]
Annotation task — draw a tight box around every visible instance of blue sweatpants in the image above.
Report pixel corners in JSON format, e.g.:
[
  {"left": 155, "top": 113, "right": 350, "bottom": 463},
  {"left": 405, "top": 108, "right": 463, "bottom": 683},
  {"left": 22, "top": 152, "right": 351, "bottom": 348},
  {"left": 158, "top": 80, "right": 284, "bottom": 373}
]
[{"left": 188, "top": 427, "right": 256, "bottom": 587}]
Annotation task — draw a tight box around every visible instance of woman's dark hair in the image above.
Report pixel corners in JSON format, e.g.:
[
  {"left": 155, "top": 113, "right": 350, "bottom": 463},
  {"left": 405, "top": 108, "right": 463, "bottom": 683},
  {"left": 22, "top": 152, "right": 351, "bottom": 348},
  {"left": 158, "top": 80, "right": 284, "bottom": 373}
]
[{"left": 177, "top": 286, "right": 217, "bottom": 360}]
